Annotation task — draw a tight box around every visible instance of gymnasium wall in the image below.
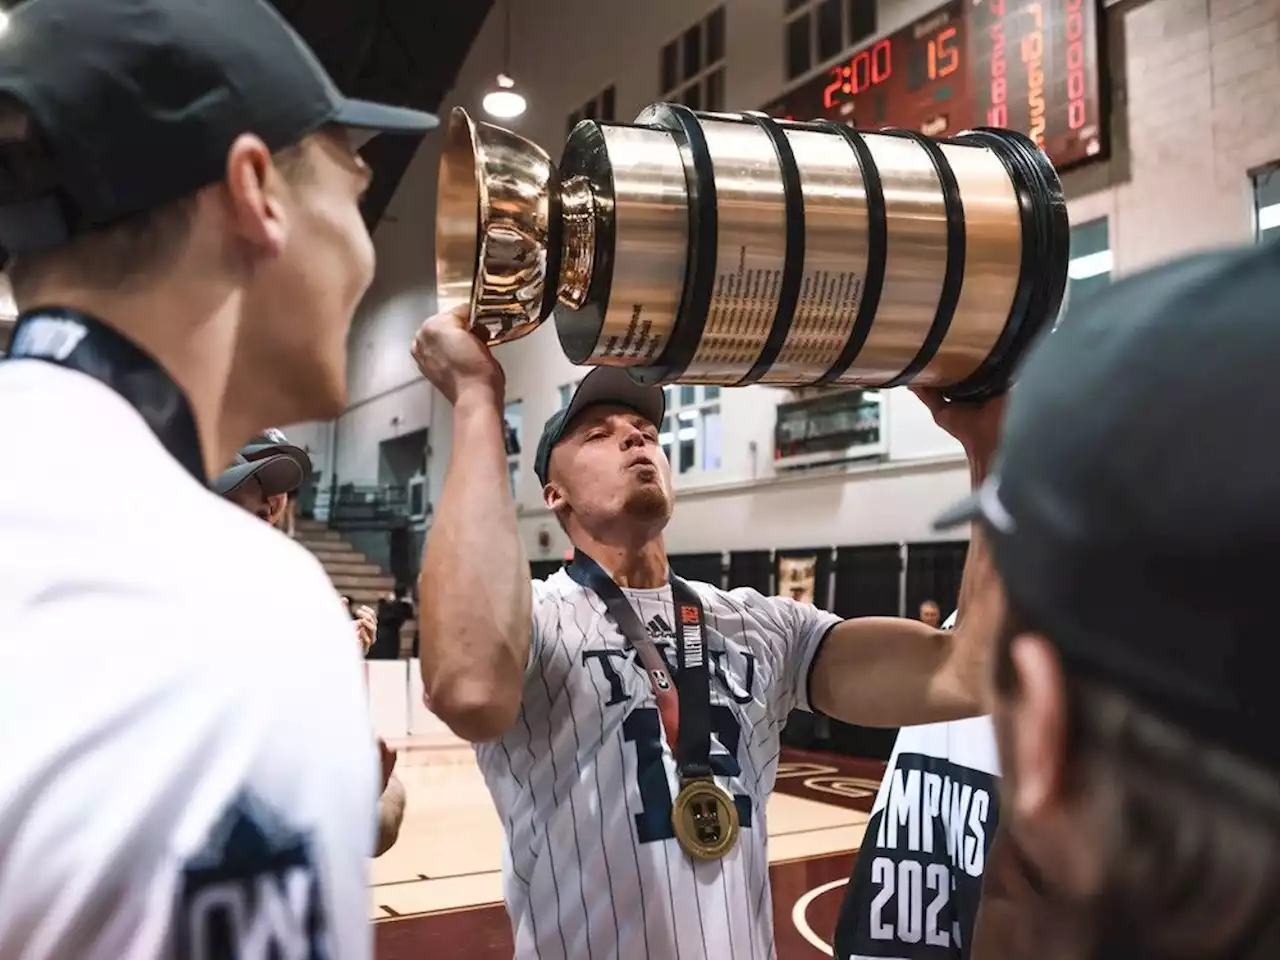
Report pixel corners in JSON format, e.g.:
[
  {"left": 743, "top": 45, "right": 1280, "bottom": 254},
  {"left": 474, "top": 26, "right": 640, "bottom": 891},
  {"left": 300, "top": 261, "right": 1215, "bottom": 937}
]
[{"left": 307, "top": 0, "right": 1280, "bottom": 556}]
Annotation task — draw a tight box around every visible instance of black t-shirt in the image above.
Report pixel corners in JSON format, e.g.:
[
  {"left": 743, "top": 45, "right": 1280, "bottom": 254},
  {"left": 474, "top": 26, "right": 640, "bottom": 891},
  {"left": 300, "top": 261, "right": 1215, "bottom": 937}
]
[{"left": 832, "top": 723, "right": 1000, "bottom": 960}]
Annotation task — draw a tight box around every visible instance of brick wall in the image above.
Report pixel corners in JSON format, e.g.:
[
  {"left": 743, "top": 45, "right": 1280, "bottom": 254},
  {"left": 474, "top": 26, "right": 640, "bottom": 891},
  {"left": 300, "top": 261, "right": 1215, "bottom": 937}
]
[{"left": 1066, "top": 0, "right": 1280, "bottom": 272}]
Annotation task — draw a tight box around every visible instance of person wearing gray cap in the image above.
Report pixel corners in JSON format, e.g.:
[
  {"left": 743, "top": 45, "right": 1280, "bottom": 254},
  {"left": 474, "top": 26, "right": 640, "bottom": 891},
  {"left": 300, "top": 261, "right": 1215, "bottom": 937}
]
[
  {"left": 409, "top": 306, "right": 1005, "bottom": 957},
  {"left": 934, "top": 239, "right": 1280, "bottom": 959},
  {"left": 241, "top": 427, "right": 314, "bottom": 535},
  {"left": 213, "top": 441, "right": 407, "bottom": 859},
  {"left": 0, "top": 0, "right": 437, "bottom": 953}
]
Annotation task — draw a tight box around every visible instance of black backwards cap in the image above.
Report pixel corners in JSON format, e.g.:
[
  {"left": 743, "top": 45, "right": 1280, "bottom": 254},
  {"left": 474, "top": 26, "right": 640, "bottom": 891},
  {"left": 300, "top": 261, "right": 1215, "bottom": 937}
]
[
  {"left": 0, "top": 0, "right": 438, "bottom": 255},
  {"left": 936, "top": 238, "right": 1280, "bottom": 771}
]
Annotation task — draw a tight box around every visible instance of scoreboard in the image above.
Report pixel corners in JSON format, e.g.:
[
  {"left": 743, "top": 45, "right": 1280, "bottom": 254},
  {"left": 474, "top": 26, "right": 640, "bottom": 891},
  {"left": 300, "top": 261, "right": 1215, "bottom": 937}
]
[{"left": 762, "top": 0, "right": 1106, "bottom": 170}]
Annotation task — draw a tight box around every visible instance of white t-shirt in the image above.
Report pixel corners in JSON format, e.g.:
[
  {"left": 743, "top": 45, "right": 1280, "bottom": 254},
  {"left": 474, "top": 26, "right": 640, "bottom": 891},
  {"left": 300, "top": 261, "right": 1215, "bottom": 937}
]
[
  {"left": 834, "top": 611, "right": 1002, "bottom": 960},
  {"left": 475, "top": 570, "right": 841, "bottom": 960},
  {"left": 0, "top": 362, "right": 378, "bottom": 960}
]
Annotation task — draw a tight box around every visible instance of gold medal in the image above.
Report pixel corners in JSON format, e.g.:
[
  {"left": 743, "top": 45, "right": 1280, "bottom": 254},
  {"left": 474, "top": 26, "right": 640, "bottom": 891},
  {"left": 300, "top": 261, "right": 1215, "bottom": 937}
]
[{"left": 672, "top": 779, "right": 740, "bottom": 860}]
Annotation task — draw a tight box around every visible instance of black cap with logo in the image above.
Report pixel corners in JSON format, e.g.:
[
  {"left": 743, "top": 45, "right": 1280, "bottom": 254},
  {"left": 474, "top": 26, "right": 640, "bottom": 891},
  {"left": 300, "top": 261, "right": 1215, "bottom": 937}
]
[
  {"left": 534, "top": 367, "right": 666, "bottom": 486},
  {"left": 935, "top": 239, "right": 1280, "bottom": 770},
  {"left": 0, "top": 0, "right": 438, "bottom": 255}
]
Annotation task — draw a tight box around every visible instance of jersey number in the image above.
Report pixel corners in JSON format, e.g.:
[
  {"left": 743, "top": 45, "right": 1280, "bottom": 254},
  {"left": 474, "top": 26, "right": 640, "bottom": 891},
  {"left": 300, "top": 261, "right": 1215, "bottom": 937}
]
[
  {"left": 869, "top": 856, "right": 952, "bottom": 947},
  {"left": 621, "top": 705, "right": 753, "bottom": 844}
]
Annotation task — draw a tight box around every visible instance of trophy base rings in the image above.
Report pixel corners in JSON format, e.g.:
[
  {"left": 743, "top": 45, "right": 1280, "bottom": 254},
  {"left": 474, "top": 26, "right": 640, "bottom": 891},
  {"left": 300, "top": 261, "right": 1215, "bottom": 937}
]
[{"left": 672, "top": 778, "right": 741, "bottom": 860}]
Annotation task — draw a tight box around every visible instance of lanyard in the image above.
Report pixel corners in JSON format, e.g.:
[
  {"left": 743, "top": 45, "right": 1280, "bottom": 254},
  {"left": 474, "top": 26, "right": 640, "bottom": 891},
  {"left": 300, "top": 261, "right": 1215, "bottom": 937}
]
[
  {"left": 567, "top": 550, "right": 714, "bottom": 782},
  {"left": 3, "top": 307, "right": 206, "bottom": 482}
]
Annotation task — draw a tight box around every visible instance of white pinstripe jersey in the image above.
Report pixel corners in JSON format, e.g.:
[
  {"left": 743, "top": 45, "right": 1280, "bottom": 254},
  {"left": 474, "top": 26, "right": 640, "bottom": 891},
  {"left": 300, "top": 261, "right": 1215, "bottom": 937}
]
[{"left": 475, "top": 569, "right": 841, "bottom": 960}]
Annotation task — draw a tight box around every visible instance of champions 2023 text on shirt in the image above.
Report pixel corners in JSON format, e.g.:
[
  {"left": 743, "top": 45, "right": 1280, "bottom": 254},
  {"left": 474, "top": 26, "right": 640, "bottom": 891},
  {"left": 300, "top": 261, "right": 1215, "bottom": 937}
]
[
  {"left": 834, "top": 612, "right": 1002, "bottom": 960},
  {"left": 474, "top": 568, "right": 841, "bottom": 960},
  {"left": 0, "top": 359, "right": 379, "bottom": 960}
]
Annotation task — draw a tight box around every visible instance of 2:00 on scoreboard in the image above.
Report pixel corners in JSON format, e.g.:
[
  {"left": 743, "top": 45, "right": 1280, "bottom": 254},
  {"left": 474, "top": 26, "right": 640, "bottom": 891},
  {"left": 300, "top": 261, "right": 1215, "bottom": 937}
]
[{"left": 761, "top": 0, "right": 1106, "bottom": 171}]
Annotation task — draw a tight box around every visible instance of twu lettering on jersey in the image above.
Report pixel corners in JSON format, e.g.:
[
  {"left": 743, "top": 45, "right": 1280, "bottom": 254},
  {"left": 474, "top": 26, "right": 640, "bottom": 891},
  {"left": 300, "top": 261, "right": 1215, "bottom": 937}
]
[
  {"left": 835, "top": 754, "right": 1000, "bottom": 959},
  {"left": 176, "top": 791, "right": 329, "bottom": 960},
  {"left": 581, "top": 613, "right": 758, "bottom": 708}
]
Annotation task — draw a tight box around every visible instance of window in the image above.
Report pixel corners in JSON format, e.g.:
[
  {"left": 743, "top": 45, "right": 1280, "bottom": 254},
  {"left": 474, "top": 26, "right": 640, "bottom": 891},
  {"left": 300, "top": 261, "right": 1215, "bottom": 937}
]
[
  {"left": 785, "top": 0, "right": 877, "bottom": 82},
  {"left": 504, "top": 399, "right": 523, "bottom": 497},
  {"left": 566, "top": 84, "right": 617, "bottom": 137},
  {"left": 556, "top": 379, "right": 582, "bottom": 410},
  {"left": 1252, "top": 165, "right": 1280, "bottom": 243},
  {"left": 1067, "top": 217, "right": 1111, "bottom": 304},
  {"left": 659, "top": 385, "right": 722, "bottom": 476},
  {"left": 660, "top": 7, "right": 726, "bottom": 111}
]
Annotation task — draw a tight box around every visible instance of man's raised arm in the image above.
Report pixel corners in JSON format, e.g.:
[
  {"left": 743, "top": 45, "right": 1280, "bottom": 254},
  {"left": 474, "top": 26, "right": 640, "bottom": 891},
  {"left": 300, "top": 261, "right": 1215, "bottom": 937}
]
[
  {"left": 411, "top": 308, "right": 530, "bottom": 742},
  {"left": 808, "top": 389, "right": 1005, "bottom": 727}
]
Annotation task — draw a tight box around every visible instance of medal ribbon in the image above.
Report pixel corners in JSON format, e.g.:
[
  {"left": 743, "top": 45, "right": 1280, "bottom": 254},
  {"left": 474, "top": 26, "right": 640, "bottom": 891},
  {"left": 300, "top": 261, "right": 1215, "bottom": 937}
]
[
  {"left": 567, "top": 550, "right": 713, "bottom": 782},
  {"left": 4, "top": 307, "right": 206, "bottom": 481}
]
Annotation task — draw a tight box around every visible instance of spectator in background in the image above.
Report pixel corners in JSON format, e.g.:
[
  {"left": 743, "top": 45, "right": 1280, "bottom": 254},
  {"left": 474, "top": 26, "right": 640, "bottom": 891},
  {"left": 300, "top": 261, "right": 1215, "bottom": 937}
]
[
  {"left": 242, "top": 428, "right": 311, "bottom": 538},
  {"left": 217, "top": 448, "right": 404, "bottom": 855},
  {"left": 372, "top": 586, "right": 416, "bottom": 660},
  {"left": 919, "top": 598, "right": 942, "bottom": 628}
]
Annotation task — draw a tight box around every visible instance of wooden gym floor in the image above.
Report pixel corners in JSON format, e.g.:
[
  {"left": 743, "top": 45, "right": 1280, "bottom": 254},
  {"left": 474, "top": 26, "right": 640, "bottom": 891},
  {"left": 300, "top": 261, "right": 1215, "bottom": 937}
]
[{"left": 370, "top": 744, "right": 885, "bottom": 958}]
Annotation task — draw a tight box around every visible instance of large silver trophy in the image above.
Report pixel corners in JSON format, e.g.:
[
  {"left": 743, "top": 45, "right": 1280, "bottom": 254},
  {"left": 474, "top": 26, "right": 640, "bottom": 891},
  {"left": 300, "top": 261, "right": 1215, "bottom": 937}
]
[{"left": 436, "top": 103, "right": 1068, "bottom": 398}]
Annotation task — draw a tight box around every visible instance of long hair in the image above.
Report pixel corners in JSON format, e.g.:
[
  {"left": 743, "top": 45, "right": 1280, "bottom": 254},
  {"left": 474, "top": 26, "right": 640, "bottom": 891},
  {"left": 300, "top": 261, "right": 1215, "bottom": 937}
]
[{"left": 996, "top": 608, "right": 1280, "bottom": 959}]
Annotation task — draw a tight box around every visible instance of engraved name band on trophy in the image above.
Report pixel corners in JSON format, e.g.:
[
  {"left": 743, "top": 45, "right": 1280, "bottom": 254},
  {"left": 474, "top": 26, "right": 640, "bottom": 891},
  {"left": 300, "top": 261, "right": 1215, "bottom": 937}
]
[{"left": 436, "top": 101, "right": 1069, "bottom": 398}]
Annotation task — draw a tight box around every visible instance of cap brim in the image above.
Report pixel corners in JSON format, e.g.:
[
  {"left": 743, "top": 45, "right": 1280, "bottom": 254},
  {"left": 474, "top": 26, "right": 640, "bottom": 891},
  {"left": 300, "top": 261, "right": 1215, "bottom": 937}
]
[
  {"left": 213, "top": 454, "right": 304, "bottom": 498},
  {"left": 563, "top": 366, "right": 666, "bottom": 432},
  {"left": 333, "top": 97, "right": 439, "bottom": 135},
  {"left": 933, "top": 492, "right": 985, "bottom": 531},
  {"left": 241, "top": 442, "right": 313, "bottom": 484}
]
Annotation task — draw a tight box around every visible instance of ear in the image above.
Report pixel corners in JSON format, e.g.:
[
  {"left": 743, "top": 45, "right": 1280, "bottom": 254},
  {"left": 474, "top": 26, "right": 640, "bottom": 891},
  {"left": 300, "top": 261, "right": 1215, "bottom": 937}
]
[
  {"left": 1004, "top": 633, "right": 1069, "bottom": 821},
  {"left": 543, "top": 481, "right": 566, "bottom": 515},
  {"left": 224, "top": 133, "right": 290, "bottom": 256}
]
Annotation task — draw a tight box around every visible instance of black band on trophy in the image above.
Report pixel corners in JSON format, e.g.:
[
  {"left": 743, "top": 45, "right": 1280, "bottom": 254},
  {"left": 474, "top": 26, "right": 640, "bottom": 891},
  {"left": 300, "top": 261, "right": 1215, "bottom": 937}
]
[
  {"left": 629, "top": 103, "right": 718, "bottom": 387},
  {"left": 810, "top": 122, "right": 889, "bottom": 388},
  {"left": 734, "top": 111, "right": 806, "bottom": 388},
  {"left": 943, "top": 128, "right": 1071, "bottom": 401},
  {"left": 565, "top": 550, "right": 740, "bottom": 859},
  {"left": 874, "top": 128, "right": 967, "bottom": 389},
  {"left": 4, "top": 307, "right": 205, "bottom": 480}
]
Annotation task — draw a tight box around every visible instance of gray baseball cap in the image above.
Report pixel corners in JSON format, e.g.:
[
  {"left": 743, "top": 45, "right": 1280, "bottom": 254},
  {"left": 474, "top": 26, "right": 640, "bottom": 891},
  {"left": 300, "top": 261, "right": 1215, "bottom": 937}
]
[
  {"left": 241, "top": 428, "right": 313, "bottom": 485},
  {"left": 533, "top": 367, "right": 666, "bottom": 486},
  {"left": 935, "top": 239, "right": 1280, "bottom": 769},
  {"left": 213, "top": 451, "right": 303, "bottom": 498}
]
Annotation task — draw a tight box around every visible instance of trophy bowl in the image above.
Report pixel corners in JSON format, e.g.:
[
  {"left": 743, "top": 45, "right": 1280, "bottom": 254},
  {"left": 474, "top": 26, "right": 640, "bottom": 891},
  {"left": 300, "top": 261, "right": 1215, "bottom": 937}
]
[
  {"left": 435, "top": 103, "right": 1069, "bottom": 399},
  {"left": 435, "top": 108, "right": 560, "bottom": 344}
]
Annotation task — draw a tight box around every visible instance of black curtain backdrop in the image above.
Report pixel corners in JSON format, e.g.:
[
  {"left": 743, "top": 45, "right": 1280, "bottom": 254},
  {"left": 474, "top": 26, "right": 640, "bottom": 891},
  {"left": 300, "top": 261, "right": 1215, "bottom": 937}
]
[
  {"left": 832, "top": 544, "right": 903, "bottom": 619},
  {"left": 905, "top": 540, "right": 969, "bottom": 621},
  {"left": 728, "top": 550, "right": 774, "bottom": 594},
  {"left": 669, "top": 552, "right": 726, "bottom": 588}
]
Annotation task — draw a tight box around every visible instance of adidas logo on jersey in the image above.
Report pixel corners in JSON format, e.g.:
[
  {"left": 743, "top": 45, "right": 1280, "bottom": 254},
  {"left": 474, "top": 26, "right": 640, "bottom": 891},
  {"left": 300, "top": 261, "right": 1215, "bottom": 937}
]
[{"left": 646, "top": 614, "right": 675, "bottom": 639}]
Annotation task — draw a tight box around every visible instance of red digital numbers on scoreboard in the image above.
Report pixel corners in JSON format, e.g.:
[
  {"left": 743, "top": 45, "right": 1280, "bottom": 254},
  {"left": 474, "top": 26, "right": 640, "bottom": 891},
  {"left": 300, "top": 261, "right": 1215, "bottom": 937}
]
[
  {"left": 760, "top": 0, "right": 1106, "bottom": 170},
  {"left": 987, "top": 0, "right": 1008, "bottom": 127},
  {"left": 823, "top": 39, "right": 892, "bottom": 108},
  {"left": 1065, "top": 0, "right": 1088, "bottom": 129}
]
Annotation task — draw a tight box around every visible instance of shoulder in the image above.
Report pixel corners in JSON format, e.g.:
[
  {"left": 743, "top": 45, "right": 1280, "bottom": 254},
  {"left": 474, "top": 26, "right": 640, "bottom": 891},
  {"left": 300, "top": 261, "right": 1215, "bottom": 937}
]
[
  {"left": 704, "top": 583, "right": 837, "bottom": 634},
  {"left": 530, "top": 568, "right": 594, "bottom": 611}
]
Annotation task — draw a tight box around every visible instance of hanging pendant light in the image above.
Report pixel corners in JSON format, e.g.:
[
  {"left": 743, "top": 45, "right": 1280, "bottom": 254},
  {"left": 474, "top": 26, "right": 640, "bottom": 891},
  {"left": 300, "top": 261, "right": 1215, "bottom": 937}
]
[{"left": 482, "top": 0, "right": 527, "bottom": 120}]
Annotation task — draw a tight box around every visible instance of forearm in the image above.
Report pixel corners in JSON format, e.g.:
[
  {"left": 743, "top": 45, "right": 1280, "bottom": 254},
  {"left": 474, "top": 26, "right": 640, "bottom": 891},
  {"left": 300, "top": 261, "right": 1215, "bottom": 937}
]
[
  {"left": 946, "top": 436, "right": 1003, "bottom": 711},
  {"left": 954, "top": 436, "right": 995, "bottom": 622},
  {"left": 374, "top": 775, "right": 407, "bottom": 857},
  {"left": 811, "top": 439, "right": 1002, "bottom": 726},
  {"left": 419, "top": 388, "right": 530, "bottom": 741}
]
